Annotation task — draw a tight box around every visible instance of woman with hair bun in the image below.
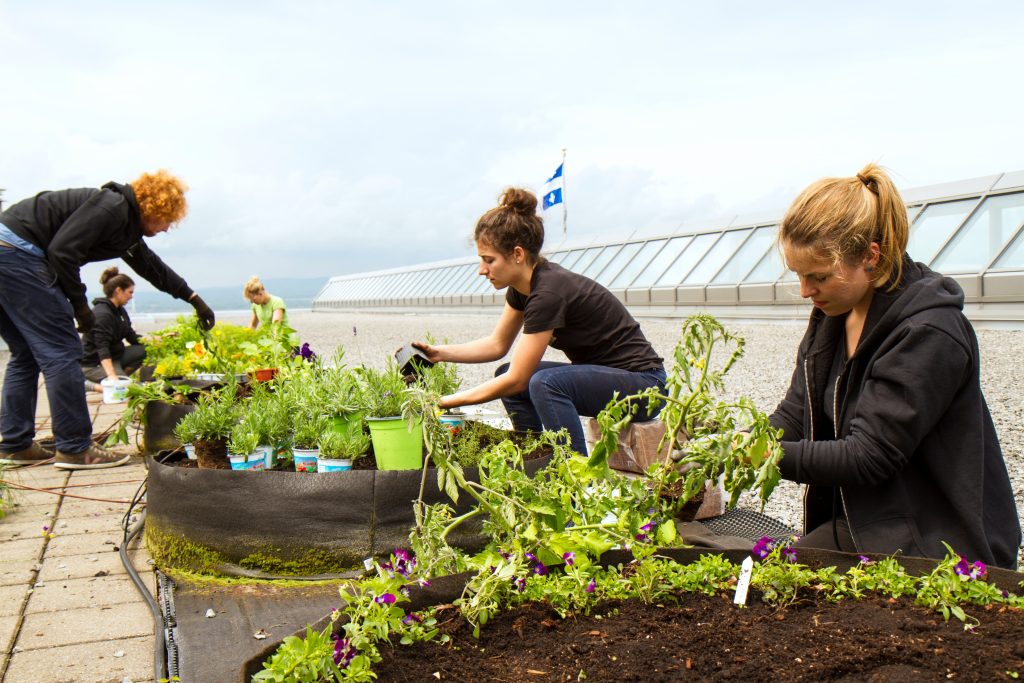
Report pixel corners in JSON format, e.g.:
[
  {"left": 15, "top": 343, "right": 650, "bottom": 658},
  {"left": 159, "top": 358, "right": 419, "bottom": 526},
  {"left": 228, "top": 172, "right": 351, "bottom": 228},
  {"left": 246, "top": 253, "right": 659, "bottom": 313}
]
[
  {"left": 412, "top": 187, "right": 666, "bottom": 455},
  {"left": 769, "top": 163, "right": 1020, "bottom": 568},
  {"left": 81, "top": 267, "right": 146, "bottom": 390},
  {"left": 243, "top": 276, "right": 288, "bottom": 329}
]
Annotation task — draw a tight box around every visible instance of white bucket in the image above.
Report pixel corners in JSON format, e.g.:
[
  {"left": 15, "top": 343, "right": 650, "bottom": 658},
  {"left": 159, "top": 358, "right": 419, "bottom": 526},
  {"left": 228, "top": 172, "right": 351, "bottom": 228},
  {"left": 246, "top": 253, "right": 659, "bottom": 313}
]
[{"left": 100, "top": 376, "right": 131, "bottom": 404}]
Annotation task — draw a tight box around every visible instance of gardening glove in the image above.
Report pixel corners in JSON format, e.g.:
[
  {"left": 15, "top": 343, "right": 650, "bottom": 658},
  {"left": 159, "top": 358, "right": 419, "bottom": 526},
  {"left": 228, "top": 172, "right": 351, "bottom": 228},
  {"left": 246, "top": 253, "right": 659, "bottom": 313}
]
[
  {"left": 190, "top": 294, "right": 216, "bottom": 330},
  {"left": 73, "top": 301, "right": 94, "bottom": 334}
]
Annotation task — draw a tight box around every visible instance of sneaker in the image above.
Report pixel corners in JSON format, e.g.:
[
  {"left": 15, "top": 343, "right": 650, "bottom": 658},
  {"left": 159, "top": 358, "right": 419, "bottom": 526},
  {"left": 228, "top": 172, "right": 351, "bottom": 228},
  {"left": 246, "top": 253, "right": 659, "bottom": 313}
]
[
  {"left": 0, "top": 441, "right": 55, "bottom": 466},
  {"left": 54, "top": 443, "right": 131, "bottom": 470}
]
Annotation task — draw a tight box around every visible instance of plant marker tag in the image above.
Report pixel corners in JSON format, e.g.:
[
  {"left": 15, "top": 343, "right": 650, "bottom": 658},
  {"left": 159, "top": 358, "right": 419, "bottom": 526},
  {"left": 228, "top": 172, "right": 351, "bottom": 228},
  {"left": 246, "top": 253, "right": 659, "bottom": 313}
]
[
  {"left": 363, "top": 557, "right": 374, "bottom": 571},
  {"left": 733, "top": 556, "right": 754, "bottom": 605}
]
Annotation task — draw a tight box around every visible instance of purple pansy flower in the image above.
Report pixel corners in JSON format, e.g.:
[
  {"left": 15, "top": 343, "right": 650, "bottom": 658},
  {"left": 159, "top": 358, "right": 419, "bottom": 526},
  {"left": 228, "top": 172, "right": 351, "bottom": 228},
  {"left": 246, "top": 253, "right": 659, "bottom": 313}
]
[
  {"left": 534, "top": 562, "right": 548, "bottom": 576},
  {"left": 295, "top": 342, "right": 316, "bottom": 361},
  {"left": 781, "top": 547, "right": 797, "bottom": 563},
  {"left": 585, "top": 579, "right": 596, "bottom": 593},
  {"left": 953, "top": 557, "right": 986, "bottom": 580},
  {"left": 332, "top": 636, "right": 356, "bottom": 667},
  {"left": 375, "top": 593, "right": 396, "bottom": 605},
  {"left": 402, "top": 612, "right": 423, "bottom": 626},
  {"left": 751, "top": 536, "right": 774, "bottom": 559},
  {"left": 562, "top": 552, "right": 575, "bottom": 566},
  {"left": 513, "top": 577, "right": 527, "bottom": 592},
  {"left": 858, "top": 555, "right": 874, "bottom": 565}
]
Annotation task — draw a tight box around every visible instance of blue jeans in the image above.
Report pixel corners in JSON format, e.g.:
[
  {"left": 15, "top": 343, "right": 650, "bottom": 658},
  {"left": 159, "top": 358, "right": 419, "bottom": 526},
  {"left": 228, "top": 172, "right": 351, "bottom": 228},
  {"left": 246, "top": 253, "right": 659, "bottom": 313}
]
[
  {"left": 0, "top": 246, "right": 93, "bottom": 453},
  {"left": 497, "top": 361, "right": 667, "bottom": 455}
]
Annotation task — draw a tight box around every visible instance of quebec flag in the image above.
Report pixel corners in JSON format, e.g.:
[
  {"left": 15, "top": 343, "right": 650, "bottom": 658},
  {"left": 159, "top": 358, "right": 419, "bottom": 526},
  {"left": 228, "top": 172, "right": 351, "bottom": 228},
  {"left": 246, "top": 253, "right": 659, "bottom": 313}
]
[{"left": 542, "top": 162, "right": 564, "bottom": 210}]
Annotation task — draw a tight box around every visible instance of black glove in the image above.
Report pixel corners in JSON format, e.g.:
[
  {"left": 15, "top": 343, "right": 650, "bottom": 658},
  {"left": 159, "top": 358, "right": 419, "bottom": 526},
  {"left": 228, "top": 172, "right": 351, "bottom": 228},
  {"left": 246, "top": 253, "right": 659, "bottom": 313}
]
[
  {"left": 190, "top": 294, "right": 216, "bottom": 330},
  {"left": 73, "top": 302, "right": 94, "bottom": 334}
]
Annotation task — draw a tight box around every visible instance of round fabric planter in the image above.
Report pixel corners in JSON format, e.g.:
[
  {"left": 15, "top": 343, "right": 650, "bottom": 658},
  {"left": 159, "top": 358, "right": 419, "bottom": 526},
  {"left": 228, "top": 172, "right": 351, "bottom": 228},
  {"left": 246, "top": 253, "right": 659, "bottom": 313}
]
[{"left": 145, "top": 450, "right": 552, "bottom": 579}]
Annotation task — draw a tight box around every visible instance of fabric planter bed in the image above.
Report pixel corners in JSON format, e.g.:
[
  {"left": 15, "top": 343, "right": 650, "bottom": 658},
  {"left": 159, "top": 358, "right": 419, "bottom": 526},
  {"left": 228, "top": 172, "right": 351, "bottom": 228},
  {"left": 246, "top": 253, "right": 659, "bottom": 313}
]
[{"left": 144, "top": 449, "right": 552, "bottom": 579}]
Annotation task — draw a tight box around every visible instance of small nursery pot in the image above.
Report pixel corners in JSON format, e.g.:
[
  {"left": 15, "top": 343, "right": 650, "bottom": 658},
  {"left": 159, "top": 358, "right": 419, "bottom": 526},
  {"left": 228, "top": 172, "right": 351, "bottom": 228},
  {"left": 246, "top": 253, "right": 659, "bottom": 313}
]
[
  {"left": 316, "top": 456, "right": 353, "bottom": 472},
  {"left": 259, "top": 444, "right": 274, "bottom": 469},
  {"left": 293, "top": 448, "right": 319, "bottom": 473},
  {"left": 228, "top": 451, "right": 266, "bottom": 471},
  {"left": 367, "top": 415, "right": 423, "bottom": 470},
  {"left": 183, "top": 443, "right": 197, "bottom": 460},
  {"left": 439, "top": 413, "right": 466, "bottom": 434},
  {"left": 251, "top": 367, "right": 278, "bottom": 382}
]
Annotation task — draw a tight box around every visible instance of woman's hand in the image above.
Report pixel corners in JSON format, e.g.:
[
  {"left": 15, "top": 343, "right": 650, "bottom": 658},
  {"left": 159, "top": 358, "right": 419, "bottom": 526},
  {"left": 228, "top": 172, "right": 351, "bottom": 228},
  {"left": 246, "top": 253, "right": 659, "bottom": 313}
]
[{"left": 411, "top": 341, "right": 445, "bottom": 363}]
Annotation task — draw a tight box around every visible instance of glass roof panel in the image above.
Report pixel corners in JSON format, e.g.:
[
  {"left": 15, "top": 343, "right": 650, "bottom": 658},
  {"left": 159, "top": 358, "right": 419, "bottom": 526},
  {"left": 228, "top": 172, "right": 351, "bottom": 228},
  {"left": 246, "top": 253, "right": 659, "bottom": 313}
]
[
  {"left": 655, "top": 233, "right": 718, "bottom": 286},
  {"left": 907, "top": 205, "right": 923, "bottom": 224},
  {"left": 905, "top": 198, "right": 978, "bottom": 264},
  {"left": 630, "top": 236, "right": 692, "bottom": 288},
  {"left": 931, "top": 192, "right": 1024, "bottom": 273},
  {"left": 594, "top": 242, "right": 643, "bottom": 285},
  {"left": 992, "top": 224, "right": 1024, "bottom": 269},
  {"left": 581, "top": 244, "right": 624, "bottom": 280},
  {"left": 571, "top": 247, "right": 604, "bottom": 273},
  {"left": 449, "top": 264, "right": 481, "bottom": 294},
  {"left": 610, "top": 239, "right": 667, "bottom": 288},
  {"left": 712, "top": 226, "right": 776, "bottom": 284},
  {"left": 396, "top": 270, "right": 429, "bottom": 298},
  {"left": 374, "top": 276, "right": 402, "bottom": 299},
  {"left": 546, "top": 250, "right": 570, "bottom": 264},
  {"left": 743, "top": 244, "right": 785, "bottom": 283},
  {"left": 381, "top": 272, "right": 410, "bottom": 298},
  {"left": 418, "top": 268, "right": 449, "bottom": 295}
]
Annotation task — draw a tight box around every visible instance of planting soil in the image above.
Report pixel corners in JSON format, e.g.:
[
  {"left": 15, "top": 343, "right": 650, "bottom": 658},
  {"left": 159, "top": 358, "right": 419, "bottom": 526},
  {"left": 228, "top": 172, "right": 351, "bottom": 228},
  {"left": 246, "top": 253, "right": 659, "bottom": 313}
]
[{"left": 373, "top": 593, "right": 1024, "bottom": 682}]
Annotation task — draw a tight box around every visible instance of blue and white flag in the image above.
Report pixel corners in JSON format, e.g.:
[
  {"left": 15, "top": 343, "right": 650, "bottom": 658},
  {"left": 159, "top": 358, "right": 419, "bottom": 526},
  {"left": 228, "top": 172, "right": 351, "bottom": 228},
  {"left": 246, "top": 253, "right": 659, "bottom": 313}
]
[{"left": 542, "top": 162, "right": 564, "bottom": 211}]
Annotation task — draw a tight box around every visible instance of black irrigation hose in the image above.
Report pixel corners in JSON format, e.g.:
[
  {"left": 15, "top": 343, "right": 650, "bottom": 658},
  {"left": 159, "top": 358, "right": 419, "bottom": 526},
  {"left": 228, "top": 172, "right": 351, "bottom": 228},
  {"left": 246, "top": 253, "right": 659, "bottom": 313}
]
[{"left": 120, "top": 453, "right": 177, "bottom": 683}]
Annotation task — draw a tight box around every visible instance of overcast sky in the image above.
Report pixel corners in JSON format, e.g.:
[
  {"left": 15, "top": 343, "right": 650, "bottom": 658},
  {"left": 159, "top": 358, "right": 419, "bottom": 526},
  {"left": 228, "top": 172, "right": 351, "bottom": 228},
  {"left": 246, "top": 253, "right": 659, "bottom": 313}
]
[{"left": 2, "top": 1, "right": 1022, "bottom": 296}]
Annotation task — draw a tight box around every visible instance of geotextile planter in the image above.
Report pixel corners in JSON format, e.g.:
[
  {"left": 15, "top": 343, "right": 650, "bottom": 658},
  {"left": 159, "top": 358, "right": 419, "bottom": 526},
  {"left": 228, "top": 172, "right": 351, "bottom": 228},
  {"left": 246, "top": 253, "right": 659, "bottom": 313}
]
[
  {"left": 144, "top": 448, "right": 553, "bottom": 579},
  {"left": 142, "top": 401, "right": 195, "bottom": 455}
]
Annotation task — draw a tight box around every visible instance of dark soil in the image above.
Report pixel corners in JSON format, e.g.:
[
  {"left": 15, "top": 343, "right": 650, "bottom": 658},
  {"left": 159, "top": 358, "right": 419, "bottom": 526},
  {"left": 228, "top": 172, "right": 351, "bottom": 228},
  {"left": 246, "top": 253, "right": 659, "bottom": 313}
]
[{"left": 373, "top": 593, "right": 1024, "bottom": 682}]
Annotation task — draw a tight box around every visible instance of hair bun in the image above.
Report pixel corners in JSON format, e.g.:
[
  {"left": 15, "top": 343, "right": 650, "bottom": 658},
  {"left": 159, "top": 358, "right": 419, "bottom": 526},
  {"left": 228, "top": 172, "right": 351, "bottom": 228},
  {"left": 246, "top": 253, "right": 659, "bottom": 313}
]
[
  {"left": 498, "top": 187, "right": 537, "bottom": 215},
  {"left": 99, "top": 266, "right": 120, "bottom": 285}
]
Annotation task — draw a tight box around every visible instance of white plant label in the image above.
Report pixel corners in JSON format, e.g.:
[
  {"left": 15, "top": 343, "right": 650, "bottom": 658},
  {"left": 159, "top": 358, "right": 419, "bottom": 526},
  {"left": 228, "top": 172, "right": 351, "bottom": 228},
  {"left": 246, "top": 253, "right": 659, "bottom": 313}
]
[
  {"left": 733, "top": 556, "right": 754, "bottom": 605},
  {"left": 363, "top": 557, "right": 375, "bottom": 571}
]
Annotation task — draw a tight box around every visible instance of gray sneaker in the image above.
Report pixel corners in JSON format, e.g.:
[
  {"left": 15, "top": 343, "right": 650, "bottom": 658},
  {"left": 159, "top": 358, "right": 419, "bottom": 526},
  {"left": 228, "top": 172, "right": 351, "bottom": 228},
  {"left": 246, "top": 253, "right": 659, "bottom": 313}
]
[
  {"left": 0, "top": 441, "right": 55, "bottom": 466},
  {"left": 54, "top": 444, "right": 131, "bottom": 470}
]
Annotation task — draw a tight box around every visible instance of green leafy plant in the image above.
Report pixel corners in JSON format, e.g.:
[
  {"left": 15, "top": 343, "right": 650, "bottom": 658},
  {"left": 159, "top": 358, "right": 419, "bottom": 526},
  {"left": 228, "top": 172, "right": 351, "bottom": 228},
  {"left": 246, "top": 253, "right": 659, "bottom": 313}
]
[
  {"left": 294, "top": 413, "right": 328, "bottom": 450},
  {"left": 359, "top": 363, "right": 412, "bottom": 418},
  {"left": 318, "top": 430, "right": 371, "bottom": 460},
  {"left": 252, "top": 624, "right": 344, "bottom": 682},
  {"left": 228, "top": 423, "right": 261, "bottom": 458}
]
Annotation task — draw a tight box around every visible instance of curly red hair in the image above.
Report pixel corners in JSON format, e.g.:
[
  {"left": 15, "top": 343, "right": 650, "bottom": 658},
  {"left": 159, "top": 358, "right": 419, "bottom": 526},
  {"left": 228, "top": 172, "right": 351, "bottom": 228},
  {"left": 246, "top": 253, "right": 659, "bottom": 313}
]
[{"left": 129, "top": 170, "right": 188, "bottom": 224}]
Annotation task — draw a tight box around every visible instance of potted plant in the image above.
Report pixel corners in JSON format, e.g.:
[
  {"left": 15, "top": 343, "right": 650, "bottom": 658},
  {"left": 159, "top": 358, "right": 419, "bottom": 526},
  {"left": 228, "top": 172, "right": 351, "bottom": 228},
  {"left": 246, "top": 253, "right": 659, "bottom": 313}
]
[
  {"left": 227, "top": 422, "right": 265, "bottom": 471},
  {"left": 360, "top": 363, "right": 423, "bottom": 470},
  {"left": 172, "top": 411, "right": 199, "bottom": 460},
  {"left": 324, "top": 368, "right": 365, "bottom": 440},
  {"left": 316, "top": 429, "right": 371, "bottom": 472},
  {"left": 186, "top": 387, "right": 241, "bottom": 469},
  {"left": 292, "top": 412, "right": 327, "bottom": 472}
]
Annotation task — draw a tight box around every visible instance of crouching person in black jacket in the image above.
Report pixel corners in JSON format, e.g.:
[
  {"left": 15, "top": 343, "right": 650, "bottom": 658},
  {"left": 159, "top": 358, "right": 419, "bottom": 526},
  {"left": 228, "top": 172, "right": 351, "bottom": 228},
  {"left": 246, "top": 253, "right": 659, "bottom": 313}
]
[
  {"left": 81, "top": 267, "right": 146, "bottom": 392},
  {"left": 769, "top": 163, "right": 1021, "bottom": 569},
  {"left": 0, "top": 170, "right": 216, "bottom": 470}
]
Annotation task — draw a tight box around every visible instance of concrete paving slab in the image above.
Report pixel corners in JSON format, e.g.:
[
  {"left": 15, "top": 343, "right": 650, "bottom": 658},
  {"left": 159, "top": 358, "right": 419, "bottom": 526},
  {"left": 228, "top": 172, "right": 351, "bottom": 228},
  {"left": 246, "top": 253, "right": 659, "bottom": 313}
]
[
  {"left": 49, "top": 511, "right": 126, "bottom": 538},
  {"left": 16, "top": 600, "right": 153, "bottom": 650},
  {"left": 42, "top": 532, "right": 121, "bottom": 559},
  {"left": 0, "top": 584, "right": 27, "bottom": 617},
  {"left": 2, "top": 497, "right": 59, "bottom": 516},
  {"left": 66, "top": 466, "right": 147, "bottom": 485},
  {"left": 24, "top": 574, "right": 146, "bottom": 614},
  {"left": 0, "top": 561, "right": 36, "bottom": 588},
  {"left": 4, "top": 633, "right": 151, "bottom": 683},
  {"left": 2, "top": 489, "right": 64, "bottom": 508},
  {"left": 1, "top": 537, "right": 45, "bottom": 563},
  {"left": 37, "top": 549, "right": 152, "bottom": 583},
  {"left": 0, "top": 515, "right": 54, "bottom": 543},
  {"left": 56, "top": 498, "right": 133, "bottom": 518},
  {"left": 5, "top": 467, "right": 68, "bottom": 487},
  {"left": 0, "top": 614, "right": 17, "bottom": 654}
]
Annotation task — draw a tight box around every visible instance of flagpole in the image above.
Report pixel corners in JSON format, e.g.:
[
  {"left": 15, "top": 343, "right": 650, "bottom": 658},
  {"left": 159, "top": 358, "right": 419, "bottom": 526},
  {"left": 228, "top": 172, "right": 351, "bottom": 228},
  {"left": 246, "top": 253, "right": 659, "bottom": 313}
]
[{"left": 561, "top": 148, "right": 567, "bottom": 237}]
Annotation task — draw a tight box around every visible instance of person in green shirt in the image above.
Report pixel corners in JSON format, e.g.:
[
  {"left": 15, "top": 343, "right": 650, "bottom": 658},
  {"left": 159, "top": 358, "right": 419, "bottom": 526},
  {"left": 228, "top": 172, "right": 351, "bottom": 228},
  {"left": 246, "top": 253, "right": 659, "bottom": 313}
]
[{"left": 243, "top": 276, "right": 288, "bottom": 329}]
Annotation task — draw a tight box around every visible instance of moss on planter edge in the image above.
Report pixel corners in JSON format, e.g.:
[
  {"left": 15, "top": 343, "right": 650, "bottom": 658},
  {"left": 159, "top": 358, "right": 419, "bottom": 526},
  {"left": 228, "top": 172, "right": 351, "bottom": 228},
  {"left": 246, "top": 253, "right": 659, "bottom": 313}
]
[{"left": 144, "top": 519, "right": 366, "bottom": 578}]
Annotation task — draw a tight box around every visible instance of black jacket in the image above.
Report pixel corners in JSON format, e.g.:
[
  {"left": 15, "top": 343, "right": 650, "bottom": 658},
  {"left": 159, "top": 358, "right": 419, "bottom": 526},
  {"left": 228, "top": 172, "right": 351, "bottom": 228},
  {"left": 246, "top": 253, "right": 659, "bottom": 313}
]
[
  {"left": 81, "top": 298, "right": 141, "bottom": 366},
  {"left": 770, "top": 256, "right": 1021, "bottom": 568},
  {"left": 0, "top": 182, "right": 193, "bottom": 311}
]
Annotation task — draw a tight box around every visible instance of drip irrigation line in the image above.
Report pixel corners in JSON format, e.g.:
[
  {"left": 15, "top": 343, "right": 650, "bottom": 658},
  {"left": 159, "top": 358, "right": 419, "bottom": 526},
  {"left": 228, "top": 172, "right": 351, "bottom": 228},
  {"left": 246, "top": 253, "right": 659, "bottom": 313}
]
[
  {"left": 119, "top": 450, "right": 177, "bottom": 683},
  {"left": 0, "top": 480, "right": 135, "bottom": 504}
]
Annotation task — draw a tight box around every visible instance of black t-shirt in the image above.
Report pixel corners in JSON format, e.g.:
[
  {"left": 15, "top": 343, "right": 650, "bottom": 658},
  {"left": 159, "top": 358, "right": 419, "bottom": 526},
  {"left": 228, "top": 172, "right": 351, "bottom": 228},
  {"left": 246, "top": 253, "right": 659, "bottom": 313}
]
[{"left": 505, "top": 261, "right": 663, "bottom": 371}]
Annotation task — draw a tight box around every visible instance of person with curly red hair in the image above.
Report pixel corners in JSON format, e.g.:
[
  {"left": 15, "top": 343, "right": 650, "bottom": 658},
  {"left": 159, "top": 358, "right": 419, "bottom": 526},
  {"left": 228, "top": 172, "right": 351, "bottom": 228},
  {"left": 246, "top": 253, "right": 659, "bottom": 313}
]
[{"left": 0, "top": 170, "right": 215, "bottom": 469}]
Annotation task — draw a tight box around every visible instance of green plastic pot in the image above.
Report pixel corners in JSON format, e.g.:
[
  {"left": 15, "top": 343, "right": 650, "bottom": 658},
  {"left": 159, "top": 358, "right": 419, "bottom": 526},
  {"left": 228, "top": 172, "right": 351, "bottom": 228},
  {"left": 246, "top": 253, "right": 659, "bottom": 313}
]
[
  {"left": 329, "top": 411, "right": 364, "bottom": 439},
  {"left": 366, "top": 415, "right": 423, "bottom": 470}
]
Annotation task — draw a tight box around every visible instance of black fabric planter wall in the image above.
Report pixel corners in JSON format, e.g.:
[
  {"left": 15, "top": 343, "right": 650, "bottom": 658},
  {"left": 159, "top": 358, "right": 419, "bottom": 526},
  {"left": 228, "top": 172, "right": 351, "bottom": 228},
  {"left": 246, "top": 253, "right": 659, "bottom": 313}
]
[
  {"left": 145, "top": 452, "right": 552, "bottom": 579},
  {"left": 143, "top": 402, "right": 195, "bottom": 455}
]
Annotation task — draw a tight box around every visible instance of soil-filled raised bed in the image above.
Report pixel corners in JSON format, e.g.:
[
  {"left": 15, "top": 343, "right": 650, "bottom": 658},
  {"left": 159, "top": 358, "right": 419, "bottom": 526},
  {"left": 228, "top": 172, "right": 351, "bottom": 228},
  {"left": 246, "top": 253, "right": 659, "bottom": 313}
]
[
  {"left": 241, "top": 548, "right": 1024, "bottom": 682},
  {"left": 145, "top": 446, "right": 552, "bottom": 579}
]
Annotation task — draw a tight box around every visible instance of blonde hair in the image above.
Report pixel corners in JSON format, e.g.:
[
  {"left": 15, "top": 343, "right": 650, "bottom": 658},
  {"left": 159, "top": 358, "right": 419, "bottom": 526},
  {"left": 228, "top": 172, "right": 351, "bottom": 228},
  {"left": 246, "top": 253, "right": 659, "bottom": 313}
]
[
  {"left": 243, "top": 276, "right": 265, "bottom": 301},
  {"left": 780, "top": 163, "right": 909, "bottom": 290},
  {"left": 129, "top": 170, "right": 188, "bottom": 225}
]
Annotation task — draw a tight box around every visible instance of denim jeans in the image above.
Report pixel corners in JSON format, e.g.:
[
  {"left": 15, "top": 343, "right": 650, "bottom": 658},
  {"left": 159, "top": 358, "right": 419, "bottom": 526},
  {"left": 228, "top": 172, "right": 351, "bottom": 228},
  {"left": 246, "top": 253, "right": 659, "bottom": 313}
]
[
  {"left": 497, "top": 361, "right": 667, "bottom": 455},
  {"left": 82, "top": 344, "right": 147, "bottom": 382},
  {"left": 0, "top": 246, "right": 93, "bottom": 453}
]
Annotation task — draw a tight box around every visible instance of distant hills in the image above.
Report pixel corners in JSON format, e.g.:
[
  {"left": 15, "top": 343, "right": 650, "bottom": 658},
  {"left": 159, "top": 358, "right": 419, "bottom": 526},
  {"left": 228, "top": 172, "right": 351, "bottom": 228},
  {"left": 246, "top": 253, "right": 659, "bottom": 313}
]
[{"left": 100, "top": 276, "right": 331, "bottom": 314}]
